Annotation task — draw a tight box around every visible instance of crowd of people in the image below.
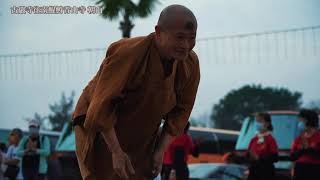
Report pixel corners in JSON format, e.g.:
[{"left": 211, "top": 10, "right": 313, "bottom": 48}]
[
  {"left": 0, "top": 120, "right": 50, "bottom": 180},
  {"left": 0, "top": 108, "right": 319, "bottom": 180},
  {"left": 225, "top": 109, "right": 320, "bottom": 180}
]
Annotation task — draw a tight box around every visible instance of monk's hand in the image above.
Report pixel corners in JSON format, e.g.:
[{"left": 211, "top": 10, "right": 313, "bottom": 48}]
[
  {"left": 112, "top": 150, "right": 135, "bottom": 179},
  {"left": 152, "top": 149, "right": 164, "bottom": 177},
  {"left": 102, "top": 128, "right": 135, "bottom": 179}
]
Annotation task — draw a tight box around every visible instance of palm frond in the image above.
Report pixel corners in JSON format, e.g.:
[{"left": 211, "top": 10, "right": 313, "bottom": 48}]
[
  {"left": 97, "top": 0, "right": 125, "bottom": 20},
  {"left": 134, "top": 0, "right": 159, "bottom": 18}
]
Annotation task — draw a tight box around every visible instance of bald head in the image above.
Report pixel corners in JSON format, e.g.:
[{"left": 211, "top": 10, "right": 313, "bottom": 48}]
[
  {"left": 155, "top": 5, "right": 197, "bottom": 61},
  {"left": 157, "top": 5, "right": 197, "bottom": 31}
]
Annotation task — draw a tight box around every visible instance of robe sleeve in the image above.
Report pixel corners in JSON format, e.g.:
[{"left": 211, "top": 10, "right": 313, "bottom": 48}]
[
  {"left": 83, "top": 43, "right": 137, "bottom": 133},
  {"left": 72, "top": 43, "right": 118, "bottom": 120},
  {"left": 164, "top": 55, "right": 200, "bottom": 136}
]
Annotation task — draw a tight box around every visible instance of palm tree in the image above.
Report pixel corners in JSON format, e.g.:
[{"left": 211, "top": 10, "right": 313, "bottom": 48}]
[{"left": 97, "top": 0, "right": 159, "bottom": 38}]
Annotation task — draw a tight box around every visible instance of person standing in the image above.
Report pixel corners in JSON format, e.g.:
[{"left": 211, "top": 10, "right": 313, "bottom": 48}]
[
  {"left": 3, "top": 128, "right": 23, "bottom": 180},
  {"left": 0, "top": 143, "right": 7, "bottom": 180},
  {"left": 161, "top": 122, "right": 198, "bottom": 180},
  {"left": 247, "top": 112, "right": 278, "bottom": 180},
  {"left": 16, "top": 120, "right": 50, "bottom": 180},
  {"left": 291, "top": 109, "right": 320, "bottom": 180}
]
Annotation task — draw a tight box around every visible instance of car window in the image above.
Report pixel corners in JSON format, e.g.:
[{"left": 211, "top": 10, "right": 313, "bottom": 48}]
[
  {"left": 235, "top": 116, "right": 255, "bottom": 150},
  {"left": 189, "top": 130, "right": 220, "bottom": 153},
  {"left": 272, "top": 115, "right": 299, "bottom": 149}
]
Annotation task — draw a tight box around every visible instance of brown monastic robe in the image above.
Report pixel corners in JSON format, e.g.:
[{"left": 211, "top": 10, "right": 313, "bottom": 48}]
[{"left": 73, "top": 33, "right": 200, "bottom": 180}]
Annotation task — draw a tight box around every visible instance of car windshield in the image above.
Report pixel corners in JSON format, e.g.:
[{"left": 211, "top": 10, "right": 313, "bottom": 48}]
[
  {"left": 236, "top": 114, "right": 299, "bottom": 150},
  {"left": 189, "top": 164, "right": 221, "bottom": 178}
]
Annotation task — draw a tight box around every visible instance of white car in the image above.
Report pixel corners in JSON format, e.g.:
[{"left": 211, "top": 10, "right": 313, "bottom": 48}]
[{"left": 189, "top": 163, "right": 248, "bottom": 180}]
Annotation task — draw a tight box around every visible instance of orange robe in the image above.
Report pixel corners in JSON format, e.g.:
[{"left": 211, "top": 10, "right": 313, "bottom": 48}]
[{"left": 73, "top": 33, "right": 200, "bottom": 180}]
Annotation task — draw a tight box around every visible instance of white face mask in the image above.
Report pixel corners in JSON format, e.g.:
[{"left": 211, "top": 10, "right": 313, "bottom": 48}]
[{"left": 29, "top": 127, "right": 39, "bottom": 136}]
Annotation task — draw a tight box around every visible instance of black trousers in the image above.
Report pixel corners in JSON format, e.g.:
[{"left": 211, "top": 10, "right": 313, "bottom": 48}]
[
  {"left": 22, "top": 167, "right": 45, "bottom": 180},
  {"left": 247, "top": 162, "right": 275, "bottom": 180},
  {"left": 161, "top": 163, "right": 189, "bottom": 180},
  {"left": 161, "top": 164, "right": 172, "bottom": 180},
  {"left": 294, "top": 163, "right": 320, "bottom": 180}
]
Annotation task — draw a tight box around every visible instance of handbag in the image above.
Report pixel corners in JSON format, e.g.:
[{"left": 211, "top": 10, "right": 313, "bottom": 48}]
[{"left": 4, "top": 165, "right": 19, "bottom": 180}]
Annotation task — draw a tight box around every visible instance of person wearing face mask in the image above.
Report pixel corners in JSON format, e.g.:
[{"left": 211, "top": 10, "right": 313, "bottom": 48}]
[
  {"left": 290, "top": 109, "right": 320, "bottom": 180},
  {"left": 247, "top": 112, "right": 279, "bottom": 180},
  {"left": 16, "top": 120, "right": 50, "bottom": 180}
]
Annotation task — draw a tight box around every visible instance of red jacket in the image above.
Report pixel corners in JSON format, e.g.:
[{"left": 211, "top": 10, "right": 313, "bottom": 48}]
[
  {"left": 248, "top": 133, "right": 278, "bottom": 157},
  {"left": 291, "top": 131, "right": 320, "bottom": 164},
  {"left": 163, "top": 133, "right": 195, "bottom": 165}
]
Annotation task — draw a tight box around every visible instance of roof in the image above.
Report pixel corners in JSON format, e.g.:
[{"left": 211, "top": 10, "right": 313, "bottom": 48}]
[
  {"left": 190, "top": 126, "right": 240, "bottom": 135},
  {"left": 251, "top": 110, "right": 299, "bottom": 116}
]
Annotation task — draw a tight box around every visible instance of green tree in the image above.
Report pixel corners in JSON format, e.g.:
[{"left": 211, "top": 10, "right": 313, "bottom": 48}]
[
  {"left": 306, "top": 100, "right": 320, "bottom": 113},
  {"left": 211, "top": 84, "right": 302, "bottom": 130},
  {"left": 190, "top": 117, "right": 207, "bottom": 128},
  {"left": 47, "top": 91, "right": 75, "bottom": 131},
  {"left": 97, "top": 0, "right": 159, "bottom": 38}
]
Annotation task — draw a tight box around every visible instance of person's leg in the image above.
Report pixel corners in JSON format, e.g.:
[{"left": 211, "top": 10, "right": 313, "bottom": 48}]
[
  {"left": 174, "top": 163, "right": 188, "bottom": 180},
  {"left": 293, "top": 163, "right": 306, "bottom": 180},
  {"left": 161, "top": 164, "right": 172, "bottom": 180},
  {"left": 247, "top": 165, "right": 258, "bottom": 180},
  {"left": 22, "top": 168, "right": 32, "bottom": 180},
  {"left": 308, "top": 164, "right": 320, "bottom": 180},
  {"left": 36, "top": 174, "right": 45, "bottom": 180},
  {"left": 260, "top": 164, "right": 275, "bottom": 180},
  {"left": 26, "top": 170, "right": 39, "bottom": 180}
]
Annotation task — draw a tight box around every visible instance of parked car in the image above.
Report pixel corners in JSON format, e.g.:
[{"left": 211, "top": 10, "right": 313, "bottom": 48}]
[{"left": 189, "top": 163, "right": 248, "bottom": 180}]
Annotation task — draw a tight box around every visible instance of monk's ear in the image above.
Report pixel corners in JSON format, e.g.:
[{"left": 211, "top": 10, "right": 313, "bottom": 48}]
[{"left": 155, "top": 25, "right": 161, "bottom": 39}]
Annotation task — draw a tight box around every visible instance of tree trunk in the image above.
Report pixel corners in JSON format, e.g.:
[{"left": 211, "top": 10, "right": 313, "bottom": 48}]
[{"left": 119, "top": 11, "right": 134, "bottom": 38}]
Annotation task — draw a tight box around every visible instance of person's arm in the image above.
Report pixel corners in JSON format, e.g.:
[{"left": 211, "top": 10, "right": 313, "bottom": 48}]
[
  {"left": 16, "top": 137, "right": 27, "bottom": 157},
  {"left": 150, "top": 55, "right": 200, "bottom": 177},
  {"left": 4, "top": 159, "right": 19, "bottom": 166},
  {"left": 151, "top": 129, "right": 173, "bottom": 177},
  {"left": 83, "top": 41, "right": 142, "bottom": 179},
  {"left": 290, "top": 138, "right": 303, "bottom": 161},
  {"left": 101, "top": 128, "right": 135, "bottom": 179},
  {"left": 291, "top": 147, "right": 320, "bottom": 160},
  {"left": 301, "top": 148, "right": 320, "bottom": 159},
  {"left": 259, "top": 153, "right": 278, "bottom": 163},
  {"left": 163, "top": 53, "right": 200, "bottom": 137},
  {"left": 4, "top": 147, "right": 19, "bottom": 166},
  {"left": 83, "top": 42, "right": 140, "bottom": 135}
]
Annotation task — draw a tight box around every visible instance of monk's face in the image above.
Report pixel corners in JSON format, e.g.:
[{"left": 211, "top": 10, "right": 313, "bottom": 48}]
[{"left": 156, "top": 16, "right": 197, "bottom": 61}]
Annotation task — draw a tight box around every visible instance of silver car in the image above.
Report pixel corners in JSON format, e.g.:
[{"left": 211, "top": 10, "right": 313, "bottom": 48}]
[{"left": 189, "top": 163, "right": 248, "bottom": 180}]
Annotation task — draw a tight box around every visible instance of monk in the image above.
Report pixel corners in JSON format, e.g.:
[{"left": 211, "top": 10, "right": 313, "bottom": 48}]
[{"left": 72, "top": 4, "right": 200, "bottom": 180}]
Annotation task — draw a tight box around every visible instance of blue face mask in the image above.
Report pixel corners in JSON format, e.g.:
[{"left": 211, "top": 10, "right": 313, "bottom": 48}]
[
  {"left": 29, "top": 127, "right": 39, "bottom": 136},
  {"left": 255, "top": 122, "right": 264, "bottom": 132},
  {"left": 297, "top": 121, "right": 306, "bottom": 134}
]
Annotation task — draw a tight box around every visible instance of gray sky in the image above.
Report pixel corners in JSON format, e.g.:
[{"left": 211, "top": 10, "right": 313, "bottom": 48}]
[{"left": 0, "top": 0, "right": 319, "bottom": 130}]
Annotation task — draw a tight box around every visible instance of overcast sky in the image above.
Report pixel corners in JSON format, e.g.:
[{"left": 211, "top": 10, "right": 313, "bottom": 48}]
[{"left": 0, "top": 0, "right": 319, "bottom": 130}]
